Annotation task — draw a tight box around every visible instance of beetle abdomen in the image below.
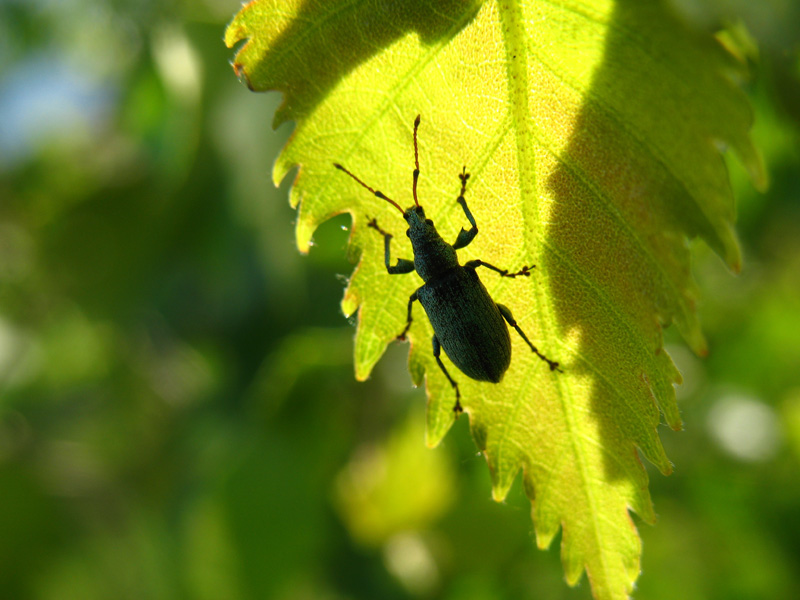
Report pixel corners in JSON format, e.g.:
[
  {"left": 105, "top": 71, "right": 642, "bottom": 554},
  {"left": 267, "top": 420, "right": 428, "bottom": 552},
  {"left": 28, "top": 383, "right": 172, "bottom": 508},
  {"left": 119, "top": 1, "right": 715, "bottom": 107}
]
[{"left": 418, "top": 268, "right": 511, "bottom": 382}]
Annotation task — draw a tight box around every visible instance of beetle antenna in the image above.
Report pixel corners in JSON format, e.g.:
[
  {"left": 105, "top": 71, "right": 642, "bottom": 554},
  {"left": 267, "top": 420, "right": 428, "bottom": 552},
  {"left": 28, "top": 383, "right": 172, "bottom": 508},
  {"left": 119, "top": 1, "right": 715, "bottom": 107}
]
[
  {"left": 412, "top": 114, "right": 421, "bottom": 207},
  {"left": 334, "top": 163, "right": 405, "bottom": 215}
]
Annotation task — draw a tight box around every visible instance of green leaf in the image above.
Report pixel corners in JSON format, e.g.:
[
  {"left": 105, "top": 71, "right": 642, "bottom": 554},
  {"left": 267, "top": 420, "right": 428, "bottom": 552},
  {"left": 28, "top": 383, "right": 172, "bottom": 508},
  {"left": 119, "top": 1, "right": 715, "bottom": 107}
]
[{"left": 226, "top": 1, "right": 765, "bottom": 598}]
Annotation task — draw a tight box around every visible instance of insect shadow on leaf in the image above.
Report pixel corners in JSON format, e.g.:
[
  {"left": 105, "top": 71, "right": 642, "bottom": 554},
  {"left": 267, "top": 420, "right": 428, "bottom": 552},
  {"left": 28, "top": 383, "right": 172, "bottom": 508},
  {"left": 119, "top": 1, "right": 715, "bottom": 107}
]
[{"left": 334, "top": 115, "right": 560, "bottom": 415}]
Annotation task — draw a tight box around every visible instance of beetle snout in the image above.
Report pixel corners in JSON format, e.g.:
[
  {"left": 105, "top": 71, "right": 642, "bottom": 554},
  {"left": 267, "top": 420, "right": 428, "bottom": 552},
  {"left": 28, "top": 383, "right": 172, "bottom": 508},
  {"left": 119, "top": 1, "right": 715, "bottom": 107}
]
[
  {"left": 410, "top": 206, "right": 425, "bottom": 221},
  {"left": 404, "top": 205, "right": 426, "bottom": 225}
]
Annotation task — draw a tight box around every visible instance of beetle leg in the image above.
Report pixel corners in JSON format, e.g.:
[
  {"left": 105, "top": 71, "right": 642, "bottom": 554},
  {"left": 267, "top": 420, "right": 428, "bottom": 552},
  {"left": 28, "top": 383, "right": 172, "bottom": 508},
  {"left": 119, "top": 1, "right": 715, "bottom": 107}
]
[
  {"left": 453, "top": 167, "right": 478, "bottom": 250},
  {"left": 397, "top": 290, "right": 419, "bottom": 340},
  {"left": 367, "top": 217, "right": 415, "bottom": 274},
  {"left": 433, "top": 335, "right": 463, "bottom": 415},
  {"left": 464, "top": 259, "right": 534, "bottom": 278},
  {"left": 496, "top": 304, "right": 561, "bottom": 372}
]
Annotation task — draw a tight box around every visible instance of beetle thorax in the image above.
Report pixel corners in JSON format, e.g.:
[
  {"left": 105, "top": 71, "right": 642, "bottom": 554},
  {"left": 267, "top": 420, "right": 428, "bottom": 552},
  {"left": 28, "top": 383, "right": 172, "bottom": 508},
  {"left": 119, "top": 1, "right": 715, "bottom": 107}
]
[{"left": 404, "top": 206, "right": 459, "bottom": 282}]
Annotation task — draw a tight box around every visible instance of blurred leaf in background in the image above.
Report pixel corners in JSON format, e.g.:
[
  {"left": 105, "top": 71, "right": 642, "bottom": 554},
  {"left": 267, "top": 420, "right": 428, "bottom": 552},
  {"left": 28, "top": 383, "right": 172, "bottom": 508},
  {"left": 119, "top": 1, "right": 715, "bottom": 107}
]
[{"left": 0, "top": 1, "right": 799, "bottom": 600}]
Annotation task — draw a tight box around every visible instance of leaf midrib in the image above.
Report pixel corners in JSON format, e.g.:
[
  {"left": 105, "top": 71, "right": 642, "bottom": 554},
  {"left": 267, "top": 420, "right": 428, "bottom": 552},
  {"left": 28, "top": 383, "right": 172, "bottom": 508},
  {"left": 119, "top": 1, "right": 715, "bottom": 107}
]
[{"left": 498, "top": 0, "right": 614, "bottom": 587}]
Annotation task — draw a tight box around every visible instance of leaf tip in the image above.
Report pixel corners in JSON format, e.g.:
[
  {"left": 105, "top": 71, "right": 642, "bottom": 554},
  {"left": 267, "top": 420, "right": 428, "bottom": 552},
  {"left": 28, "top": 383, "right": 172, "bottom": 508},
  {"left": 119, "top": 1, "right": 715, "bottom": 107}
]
[
  {"left": 424, "top": 425, "right": 448, "bottom": 449},
  {"left": 689, "top": 331, "right": 709, "bottom": 358},
  {"left": 659, "top": 459, "right": 675, "bottom": 477},
  {"left": 489, "top": 463, "right": 517, "bottom": 503},
  {"left": 296, "top": 219, "right": 314, "bottom": 254},
  {"left": 227, "top": 60, "right": 255, "bottom": 91},
  {"left": 341, "top": 289, "right": 359, "bottom": 320},
  {"left": 721, "top": 227, "right": 744, "bottom": 274},
  {"left": 491, "top": 487, "right": 510, "bottom": 503},
  {"left": 223, "top": 3, "right": 254, "bottom": 49},
  {"left": 222, "top": 22, "right": 241, "bottom": 50},
  {"left": 424, "top": 399, "right": 456, "bottom": 448},
  {"left": 725, "top": 236, "right": 743, "bottom": 274},
  {"left": 748, "top": 148, "right": 770, "bottom": 193}
]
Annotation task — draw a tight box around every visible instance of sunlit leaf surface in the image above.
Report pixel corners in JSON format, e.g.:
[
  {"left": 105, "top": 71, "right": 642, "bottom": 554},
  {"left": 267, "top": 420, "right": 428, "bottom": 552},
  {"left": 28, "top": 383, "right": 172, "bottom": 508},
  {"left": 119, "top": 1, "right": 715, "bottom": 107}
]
[{"left": 226, "top": 1, "right": 764, "bottom": 597}]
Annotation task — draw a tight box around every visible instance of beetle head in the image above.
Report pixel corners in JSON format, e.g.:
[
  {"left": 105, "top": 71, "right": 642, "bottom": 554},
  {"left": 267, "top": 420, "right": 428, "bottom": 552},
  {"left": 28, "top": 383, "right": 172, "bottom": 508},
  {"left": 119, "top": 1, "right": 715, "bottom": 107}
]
[
  {"left": 404, "top": 204, "right": 445, "bottom": 247},
  {"left": 404, "top": 205, "right": 433, "bottom": 235}
]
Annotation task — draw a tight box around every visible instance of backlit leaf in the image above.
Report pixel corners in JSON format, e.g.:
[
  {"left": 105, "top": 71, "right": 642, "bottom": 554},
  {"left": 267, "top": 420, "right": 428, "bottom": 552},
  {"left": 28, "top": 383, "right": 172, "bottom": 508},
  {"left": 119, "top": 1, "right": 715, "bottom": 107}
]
[{"left": 225, "top": 1, "right": 764, "bottom": 598}]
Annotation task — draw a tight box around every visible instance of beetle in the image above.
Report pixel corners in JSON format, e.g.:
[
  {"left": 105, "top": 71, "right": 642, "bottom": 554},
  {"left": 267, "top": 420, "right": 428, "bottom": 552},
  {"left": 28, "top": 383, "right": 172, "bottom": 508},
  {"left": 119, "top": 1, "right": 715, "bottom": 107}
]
[{"left": 334, "top": 115, "right": 560, "bottom": 414}]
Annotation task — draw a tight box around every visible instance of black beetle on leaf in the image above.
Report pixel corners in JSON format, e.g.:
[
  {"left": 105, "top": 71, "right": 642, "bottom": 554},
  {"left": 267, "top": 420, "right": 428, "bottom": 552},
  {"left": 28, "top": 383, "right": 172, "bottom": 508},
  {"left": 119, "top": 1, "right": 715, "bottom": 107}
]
[{"left": 335, "top": 115, "right": 560, "bottom": 414}]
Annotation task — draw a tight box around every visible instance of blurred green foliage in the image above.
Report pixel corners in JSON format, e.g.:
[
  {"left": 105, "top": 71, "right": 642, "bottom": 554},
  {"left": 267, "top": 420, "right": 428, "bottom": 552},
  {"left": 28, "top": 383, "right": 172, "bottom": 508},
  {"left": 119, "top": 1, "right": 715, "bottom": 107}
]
[{"left": 0, "top": 1, "right": 798, "bottom": 599}]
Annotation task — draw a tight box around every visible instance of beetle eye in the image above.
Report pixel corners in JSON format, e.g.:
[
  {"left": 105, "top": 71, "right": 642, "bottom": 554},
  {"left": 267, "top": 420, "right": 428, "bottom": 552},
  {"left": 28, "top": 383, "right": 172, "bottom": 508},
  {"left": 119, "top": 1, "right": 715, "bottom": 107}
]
[{"left": 425, "top": 219, "right": 433, "bottom": 225}]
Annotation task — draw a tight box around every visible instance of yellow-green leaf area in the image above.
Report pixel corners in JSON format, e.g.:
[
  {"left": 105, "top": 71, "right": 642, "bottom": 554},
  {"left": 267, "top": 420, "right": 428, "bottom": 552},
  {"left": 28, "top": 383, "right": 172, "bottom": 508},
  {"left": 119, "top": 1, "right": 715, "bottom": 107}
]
[{"left": 226, "top": 1, "right": 764, "bottom": 599}]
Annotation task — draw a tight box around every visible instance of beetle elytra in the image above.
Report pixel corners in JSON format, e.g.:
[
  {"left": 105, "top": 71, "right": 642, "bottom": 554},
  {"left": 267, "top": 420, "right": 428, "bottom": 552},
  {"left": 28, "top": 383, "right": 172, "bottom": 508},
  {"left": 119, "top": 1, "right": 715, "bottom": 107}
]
[{"left": 334, "top": 115, "right": 560, "bottom": 414}]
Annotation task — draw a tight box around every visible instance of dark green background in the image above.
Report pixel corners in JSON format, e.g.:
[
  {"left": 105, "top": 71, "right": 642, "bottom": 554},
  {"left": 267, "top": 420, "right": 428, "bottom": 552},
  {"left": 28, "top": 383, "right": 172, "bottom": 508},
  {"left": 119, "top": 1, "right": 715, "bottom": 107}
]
[{"left": 1, "top": 1, "right": 799, "bottom": 598}]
